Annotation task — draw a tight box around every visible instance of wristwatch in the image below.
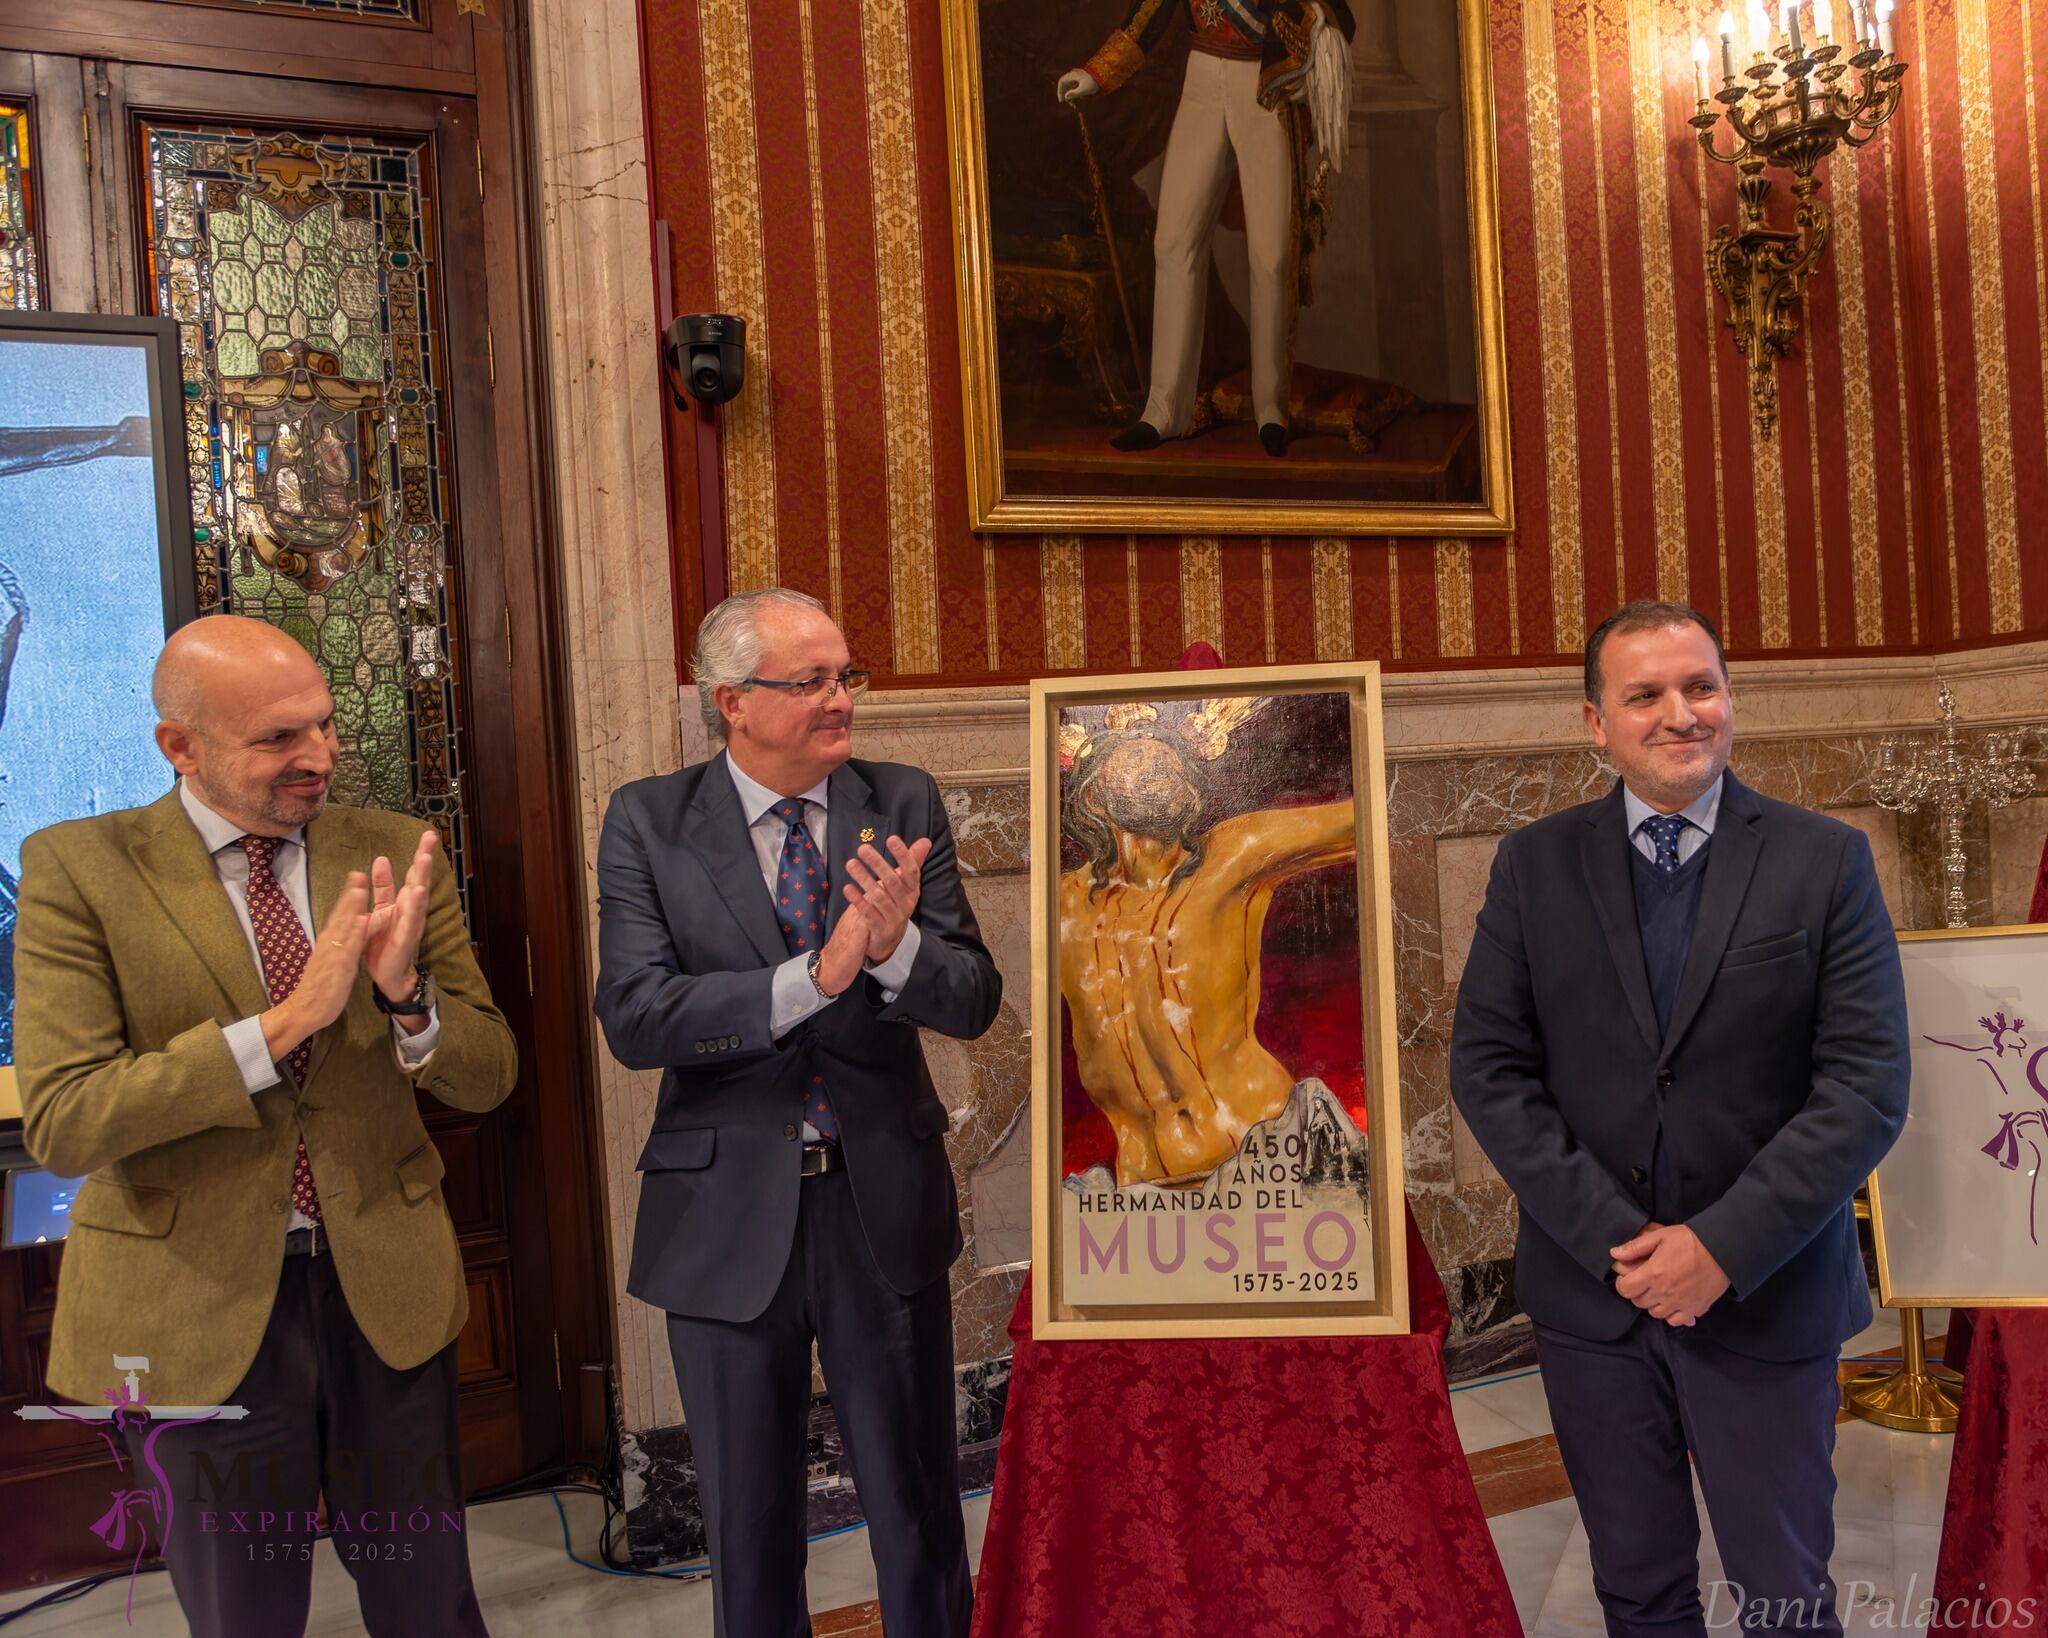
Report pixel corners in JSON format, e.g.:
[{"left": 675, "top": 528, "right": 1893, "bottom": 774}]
[
  {"left": 806, "top": 950, "right": 834, "bottom": 1002},
  {"left": 372, "top": 966, "right": 435, "bottom": 1018}
]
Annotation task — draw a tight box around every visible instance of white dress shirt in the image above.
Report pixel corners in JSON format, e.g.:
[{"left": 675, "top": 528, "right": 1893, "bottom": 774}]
[
  {"left": 1622, "top": 772, "right": 1724, "bottom": 867},
  {"left": 180, "top": 781, "right": 440, "bottom": 1232}
]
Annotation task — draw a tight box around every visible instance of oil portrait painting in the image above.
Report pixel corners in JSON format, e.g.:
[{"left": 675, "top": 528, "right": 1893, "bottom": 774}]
[{"left": 941, "top": 0, "right": 1512, "bottom": 534}]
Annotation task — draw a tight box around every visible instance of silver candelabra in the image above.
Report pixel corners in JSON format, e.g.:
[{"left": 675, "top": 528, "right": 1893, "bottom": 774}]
[{"left": 1870, "top": 680, "right": 2034, "bottom": 930}]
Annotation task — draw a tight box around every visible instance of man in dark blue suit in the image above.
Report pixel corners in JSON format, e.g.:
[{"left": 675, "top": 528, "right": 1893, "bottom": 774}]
[
  {"left": 1451, "top": 601, "right": 1908, "bottom": 1637},
  {"left": 595, "top": 588, "right": 1001, "bottom": 1638}
]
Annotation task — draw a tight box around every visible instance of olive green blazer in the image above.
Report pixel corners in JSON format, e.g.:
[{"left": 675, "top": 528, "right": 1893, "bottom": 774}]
[{"left": 15, "top": 789, "right": 517, "bottom": 1407}]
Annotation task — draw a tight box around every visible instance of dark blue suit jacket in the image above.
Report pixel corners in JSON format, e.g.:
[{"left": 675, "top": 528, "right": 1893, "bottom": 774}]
[
  {"left": 1449, "top": 773, "right": 1909, "bottom": 1360},
  {"left": 594, "top": 753, "right": 1001, "bottom": 1322}
]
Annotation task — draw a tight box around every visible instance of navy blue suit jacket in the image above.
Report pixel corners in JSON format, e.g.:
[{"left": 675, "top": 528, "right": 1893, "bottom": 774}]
[
  {"left": 595, "top": 753, "right": 1001, "bottom": 1322},
  {"left": 1449, "top": 773, "right": 1909, "bottom": 1360}
]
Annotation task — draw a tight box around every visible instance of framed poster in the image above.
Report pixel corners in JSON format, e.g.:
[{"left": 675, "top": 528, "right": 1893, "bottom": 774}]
[
  {"left": 1870, "top": 924, "right": 2048, "bottom": 1308},
  {"left": 939, "top": 0, "right": 1512, "bottom": 535},
  {"left": 0, "top": 310, "right": 196, "bottom": 1124},
  {"left": 1030, "top": 663, "right": 1408, "bottom": 1338}
]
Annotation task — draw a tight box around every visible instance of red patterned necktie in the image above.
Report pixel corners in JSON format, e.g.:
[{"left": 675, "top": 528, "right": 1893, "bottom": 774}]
[
  {"left": 769, "top": 798, "right": 841, "bottom": 1143},
  {"left": 237, "top": 835, "right": 323, "bottom": 1224}
]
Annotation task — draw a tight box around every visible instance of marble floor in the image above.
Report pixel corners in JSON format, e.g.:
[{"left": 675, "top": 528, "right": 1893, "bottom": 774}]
[{"left": 0, "top": 1306, "right": 1958, "bottom": 1636}]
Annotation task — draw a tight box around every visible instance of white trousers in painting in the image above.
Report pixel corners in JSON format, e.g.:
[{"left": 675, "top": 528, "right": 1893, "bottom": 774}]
[{"left": 1139, "top": 51, "right": 1295, "bottom": 437}]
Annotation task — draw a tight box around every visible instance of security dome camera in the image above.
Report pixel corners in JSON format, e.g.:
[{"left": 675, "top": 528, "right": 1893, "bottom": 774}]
[{"left": 664, "top": 313, "right": 746, "bottom": 408}]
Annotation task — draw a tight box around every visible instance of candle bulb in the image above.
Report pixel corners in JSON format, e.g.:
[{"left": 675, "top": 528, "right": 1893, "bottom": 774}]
[
  {"left": 1693, "top": 35, "right": 1710, "bottom": 97},
  {"left": 1719, "top": 9, "right": 1739, "bottom": 77},
  {"left": 1750, "top": 0, "right": 1776, "bottom": 54},
  {"left": 1876, "top": 0, "right": 1894, "bottom": 53},
  {"left": 1783, "top": 0, "right": 1804, "bottom": 53},
  {"left": 1849, "top": 0, "right": 1868, "bottom": 43},
  {"left": 1814, "top": 0, "right": 1833, "bottom": 39}
]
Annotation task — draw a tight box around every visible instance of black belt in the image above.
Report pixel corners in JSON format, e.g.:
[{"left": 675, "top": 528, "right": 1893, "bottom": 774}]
[
  {"left": 283, "top": 1224, "right": 324, "bottom": 1257},
  {"left": 799, "top": 1143, "right": 840, "bottom": 1177}
]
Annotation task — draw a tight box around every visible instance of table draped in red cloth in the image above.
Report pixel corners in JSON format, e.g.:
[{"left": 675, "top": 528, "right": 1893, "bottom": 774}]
[
  {"left": 1928, "top": 1308, "right": 2048, "bottom": 1634},
  {"left": 969, "top": 1205, "right": 1522, "bottom": 1638}
]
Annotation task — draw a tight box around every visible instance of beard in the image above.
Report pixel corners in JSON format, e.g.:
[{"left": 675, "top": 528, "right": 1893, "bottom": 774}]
[{"left": 196, "top": 766, "right": 331, "bottom": 830}]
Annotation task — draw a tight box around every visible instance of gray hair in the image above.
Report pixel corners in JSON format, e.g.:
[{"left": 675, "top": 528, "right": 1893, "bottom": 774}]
[{"left": 691, "top": 587, "right": 831, "bottom": 740}]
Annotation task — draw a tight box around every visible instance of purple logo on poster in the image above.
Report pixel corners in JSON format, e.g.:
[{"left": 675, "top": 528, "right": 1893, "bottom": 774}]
[{"left": 1922, "top": 1011, "right": 2048, "bottom": 1245}]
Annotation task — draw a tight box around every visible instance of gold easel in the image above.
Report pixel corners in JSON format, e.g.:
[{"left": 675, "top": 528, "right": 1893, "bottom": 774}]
[{"left": 1844, "top": 1305, "right": 1961, "bottom": 1433}]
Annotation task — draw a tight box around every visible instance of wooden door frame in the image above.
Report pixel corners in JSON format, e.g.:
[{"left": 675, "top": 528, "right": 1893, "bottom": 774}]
[{"left": 0, "top": 0, "right": 615, "bottom": 1564}]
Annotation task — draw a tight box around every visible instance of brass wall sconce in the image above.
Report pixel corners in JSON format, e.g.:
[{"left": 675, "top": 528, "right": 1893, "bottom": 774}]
[{"left": 1690, "top": 0, "right": 1908, "bottom": 435}]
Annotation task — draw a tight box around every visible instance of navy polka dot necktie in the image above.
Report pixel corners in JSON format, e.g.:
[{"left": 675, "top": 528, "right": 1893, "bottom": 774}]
[
  {"left": 1638, "top": 813, "right": 1691, "bottom": 875},
  {"left": 770, "top": 798, "right": 841, "bottom": 1143}
]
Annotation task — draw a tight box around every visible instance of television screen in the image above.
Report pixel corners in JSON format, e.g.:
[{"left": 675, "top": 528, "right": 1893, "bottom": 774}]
[
  {"left": 0, "top": 312, "right": 195, "bottom": 1122},
  {"left": 2, "top": 1163, "right": 82, "bottom": 1247}
]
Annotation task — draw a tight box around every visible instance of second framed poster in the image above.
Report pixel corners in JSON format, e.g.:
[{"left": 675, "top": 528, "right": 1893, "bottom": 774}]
[
  {"left": 1871, "top": 925, "right": 2048, "bottom": 1308},
  {"left": 1030, "top": 663, "right": 1407, "bottom": 1339}
]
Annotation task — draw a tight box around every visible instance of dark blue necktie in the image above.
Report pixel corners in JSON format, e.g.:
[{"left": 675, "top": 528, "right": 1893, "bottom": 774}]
[
  {"left": 770, "top": 798, "right": 840, "bottom": 1142},
  {"left": 1638, "top": 813, "right": 1691, "bottom": 875}
]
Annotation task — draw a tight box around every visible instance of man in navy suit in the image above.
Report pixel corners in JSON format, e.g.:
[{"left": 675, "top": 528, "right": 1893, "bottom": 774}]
[
  {"left": 595, "top": 588, "right": 1000, "bottom": 1638},
  {"left": 1451, "top": 601, "right": 1909, "bottom": 1637}
]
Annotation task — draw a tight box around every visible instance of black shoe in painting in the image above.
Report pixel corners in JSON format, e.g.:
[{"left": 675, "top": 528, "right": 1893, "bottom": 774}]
[
  {"left": 1259, "top": 422, "right": 1288, "bottom": 457},
  {"left": 1110, "top": 421, "right": 1164, "bottom": 451}
]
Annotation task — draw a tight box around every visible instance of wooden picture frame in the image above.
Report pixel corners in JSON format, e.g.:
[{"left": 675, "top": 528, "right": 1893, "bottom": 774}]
[
  {"left": 939, "top": 0, "right": 1513, "bottom": 535},
  {"left": 1030, "top": 662, "right": 1408, "bottom": 1338},
  {"left": 1870, "top": 923, "right": 2048, "bottom": 1308}
]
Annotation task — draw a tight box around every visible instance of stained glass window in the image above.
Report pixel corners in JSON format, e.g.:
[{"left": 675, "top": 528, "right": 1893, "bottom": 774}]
[
  {"left": 141, "top": 124, "right": 471, "bottom": 906},
  {"left": 236, "top": 0, "right": 420, "bottom": 16},
  {"left": 0, "top": 100, "right": 38, "bottom": 311}
]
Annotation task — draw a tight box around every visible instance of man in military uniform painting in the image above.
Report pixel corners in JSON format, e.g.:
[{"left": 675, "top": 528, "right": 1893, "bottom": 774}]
[{"left": 1058, "top": 0, "right": 1356, "bottom": 456}]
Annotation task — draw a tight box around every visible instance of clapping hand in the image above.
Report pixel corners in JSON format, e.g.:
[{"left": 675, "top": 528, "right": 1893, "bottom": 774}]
[
  {"left": 843, "top": 835, "right": 932, "bottom": 964},
  {"left": 364, "top": 829, "right": 436, "bottom": 1024}
]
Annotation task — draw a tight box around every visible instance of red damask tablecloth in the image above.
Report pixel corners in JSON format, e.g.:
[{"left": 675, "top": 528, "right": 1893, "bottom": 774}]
[
  {"left": 1929, "top": 1307, "right": 2048, "bottom": 1635},
  {"left": 969, "top": 1206, "right": 1523, "bottom": 1638}
]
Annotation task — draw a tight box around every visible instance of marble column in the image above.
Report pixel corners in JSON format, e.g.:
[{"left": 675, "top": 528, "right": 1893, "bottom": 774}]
[{"left": 528, "top": 0, "right": 685, "bottom": 1435}]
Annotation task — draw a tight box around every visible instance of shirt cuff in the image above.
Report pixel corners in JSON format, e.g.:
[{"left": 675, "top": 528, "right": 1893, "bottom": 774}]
[
  {"left": 223, "top": 1016, "right": 283, "bottom": 1095},
  {"left": 865, "top": 920, "right": 921, "bottom": 1001},
  {"left": 771, "top": 953, "right": 831, "bottom": 1039},
  {"left": 391, "top": 1003, "right": 442, "bottom": 1071}
]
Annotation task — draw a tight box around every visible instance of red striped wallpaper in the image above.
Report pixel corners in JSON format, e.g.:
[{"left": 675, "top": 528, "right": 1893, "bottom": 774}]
[{"left": 643, "top": 0, "right": 2048, "bottom": 680}]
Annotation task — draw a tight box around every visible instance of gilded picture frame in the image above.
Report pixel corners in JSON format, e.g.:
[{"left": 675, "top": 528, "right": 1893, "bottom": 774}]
[
  {"left": 939, "top": 0, "right": 1513, "bottom": 536},
  {"left": 1868, "top": 923, "right": 2048, "bottom": 1308},
  {"left": 1029, "top": 662, "right": 1409, "bottom": 1339}
]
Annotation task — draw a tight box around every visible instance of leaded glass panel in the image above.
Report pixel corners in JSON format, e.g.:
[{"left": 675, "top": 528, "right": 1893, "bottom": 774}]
[
  {"left": 227, "top": 0, "right": 420, "bottom": 16},
  {"left": 0, "top": 100, "right": 38, "bottom": 311},
  {"left": 142, "top": 123, "right": 470, "bottom": 905}
]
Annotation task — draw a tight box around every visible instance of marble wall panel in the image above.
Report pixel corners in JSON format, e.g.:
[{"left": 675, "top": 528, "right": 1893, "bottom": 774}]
[
  {"left": 1824, "top": 806, "right": 1905, "bottom": 922},
  {"left": 1435, "top": 833, "right": 1504, "bottom": 994}
]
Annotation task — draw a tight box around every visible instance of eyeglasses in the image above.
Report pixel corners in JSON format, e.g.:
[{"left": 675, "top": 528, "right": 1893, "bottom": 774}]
[{"left": 744, "top": 668, "right": 871, "bottom": 703}]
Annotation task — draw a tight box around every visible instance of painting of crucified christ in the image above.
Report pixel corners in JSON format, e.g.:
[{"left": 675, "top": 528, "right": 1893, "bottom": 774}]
[{"left": 1030, "top": 665, "right": 1407, "bottom": 1338}]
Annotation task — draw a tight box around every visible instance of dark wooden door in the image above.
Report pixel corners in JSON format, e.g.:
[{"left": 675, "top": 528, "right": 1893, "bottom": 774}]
[{"left": 0, "top": 4, "right": 612, "bottom": 1592}]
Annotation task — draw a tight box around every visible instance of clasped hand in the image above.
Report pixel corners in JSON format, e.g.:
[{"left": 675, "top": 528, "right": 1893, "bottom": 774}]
[
  {"left": 262, "top": 831, "right": 438, "bottom": 1061},
  {"left": 812, "top": 835, "right": 932, "bottom": 998},
  {"left": 1609, "top": 1222, "right": 1730, "bottom": 1328}
]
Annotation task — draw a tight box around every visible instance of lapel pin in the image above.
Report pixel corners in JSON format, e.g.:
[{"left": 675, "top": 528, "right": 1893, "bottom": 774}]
[{"left": 859, "top": 827, "right": 875, "bottom": 843}]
